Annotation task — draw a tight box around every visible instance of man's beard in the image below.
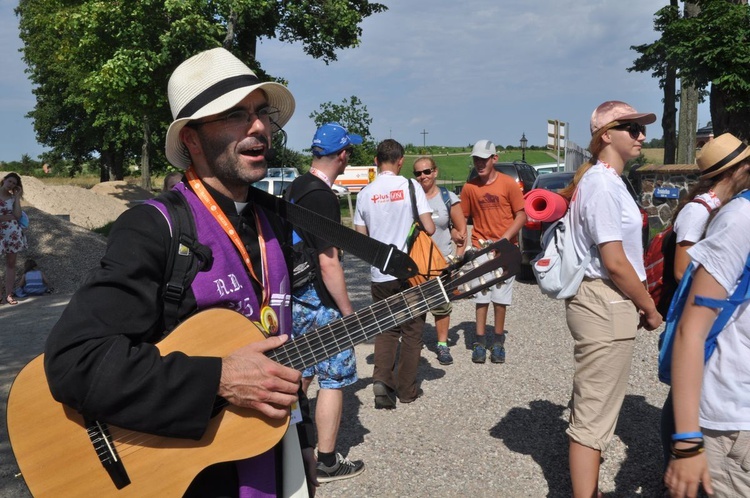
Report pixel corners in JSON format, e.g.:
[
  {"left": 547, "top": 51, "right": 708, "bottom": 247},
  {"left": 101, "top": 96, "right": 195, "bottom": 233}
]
[{"left": 199, "top": 133, "right": 271, "bottom": 187}]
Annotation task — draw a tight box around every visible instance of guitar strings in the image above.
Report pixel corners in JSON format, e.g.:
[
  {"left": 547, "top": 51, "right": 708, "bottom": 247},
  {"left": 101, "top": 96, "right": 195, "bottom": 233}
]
[
  {"left": 105, "top": 280, "right": 454, "bottom": 455},
  {"left": 94, "top": 256, "right": 503, "bottom": 455}
]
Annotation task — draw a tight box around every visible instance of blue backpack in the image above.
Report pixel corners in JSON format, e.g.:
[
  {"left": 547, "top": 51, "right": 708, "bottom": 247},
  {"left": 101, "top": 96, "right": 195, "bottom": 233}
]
[{"left": 658, "top": 190, "right": 750, "bottom": 384}]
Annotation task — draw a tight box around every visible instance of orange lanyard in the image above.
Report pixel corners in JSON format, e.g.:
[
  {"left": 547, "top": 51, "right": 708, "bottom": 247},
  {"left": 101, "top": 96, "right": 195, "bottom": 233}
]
[{"left": 185, "top": 167, "right": 269, "bottom": 307}]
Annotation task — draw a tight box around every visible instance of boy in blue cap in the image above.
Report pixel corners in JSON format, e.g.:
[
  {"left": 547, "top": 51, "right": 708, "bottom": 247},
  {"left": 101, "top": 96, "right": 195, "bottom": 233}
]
[{"left": 286, "top": 123, "right": 366, "bottom": 482}]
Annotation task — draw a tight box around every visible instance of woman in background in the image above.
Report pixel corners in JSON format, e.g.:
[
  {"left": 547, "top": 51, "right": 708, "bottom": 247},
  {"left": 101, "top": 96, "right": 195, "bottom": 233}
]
[
  {"left": 413, "top": 156, "right": 467, "bottom": 365},
  {"left": 0, "top": 172, "right": 27, "bottom": 305},
  {"left": 659, "top": 133, "right": 750, "bottom": 473},
  {"left": 558, "top": 101, "right": 662, "bottom": 497}
]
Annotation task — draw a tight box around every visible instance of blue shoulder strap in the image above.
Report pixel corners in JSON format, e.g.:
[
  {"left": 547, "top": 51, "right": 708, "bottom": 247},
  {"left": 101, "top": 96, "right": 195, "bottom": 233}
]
[
  {"left": 696, "top": 189, "right": 750, "bottom": 359},
  {"left": 438, "top": 186, "right": 453, "bottom": 229},
  {"left": 660, "top": 189, "right": 750, "bottom": 383}
]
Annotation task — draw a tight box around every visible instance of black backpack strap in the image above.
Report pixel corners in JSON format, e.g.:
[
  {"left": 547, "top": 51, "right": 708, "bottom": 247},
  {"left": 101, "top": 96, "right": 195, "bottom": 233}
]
[{"left": 158, "top": 190, "right": 213, "bottom": 332}]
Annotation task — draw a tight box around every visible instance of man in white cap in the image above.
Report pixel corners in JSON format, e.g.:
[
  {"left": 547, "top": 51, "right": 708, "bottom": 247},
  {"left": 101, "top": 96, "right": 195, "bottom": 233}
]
[
  {"left": 45, "top": 47, "right": 316, "bottom": 497},
  {"left": 285, "top": 123, "right": 365, "bottom": 482},
  {"left": 460, "top": 140, "right": 526, "bottom": 364}
]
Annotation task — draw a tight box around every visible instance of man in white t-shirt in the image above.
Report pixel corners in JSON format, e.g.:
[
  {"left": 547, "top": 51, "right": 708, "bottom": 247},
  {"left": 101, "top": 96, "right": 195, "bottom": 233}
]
[{"left": 354, "top": 139, "right": 435, "bottom": 409}]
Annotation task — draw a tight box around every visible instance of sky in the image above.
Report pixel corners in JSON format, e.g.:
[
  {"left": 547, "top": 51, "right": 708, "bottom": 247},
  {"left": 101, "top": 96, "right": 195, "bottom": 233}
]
[{"left": 0, "top": 0, "right": 712, "bottom": 163}]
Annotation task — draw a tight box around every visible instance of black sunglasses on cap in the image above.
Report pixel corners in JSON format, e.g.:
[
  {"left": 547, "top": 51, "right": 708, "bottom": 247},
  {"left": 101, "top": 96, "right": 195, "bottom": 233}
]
[{"left": 611, "top": 122, "right": 646, "bottom": 140}]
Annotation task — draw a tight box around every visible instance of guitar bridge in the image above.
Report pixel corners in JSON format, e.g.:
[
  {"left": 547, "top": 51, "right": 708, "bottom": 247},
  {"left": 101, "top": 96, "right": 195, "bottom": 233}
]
[{"left": 85, "top": 418, "right": 131, "bottom": 490}]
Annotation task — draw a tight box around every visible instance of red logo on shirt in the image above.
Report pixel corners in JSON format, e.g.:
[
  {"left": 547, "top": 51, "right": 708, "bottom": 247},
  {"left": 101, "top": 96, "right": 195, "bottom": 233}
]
[{"left": 390, "top": 190, "right": 405, "bottom": 202}]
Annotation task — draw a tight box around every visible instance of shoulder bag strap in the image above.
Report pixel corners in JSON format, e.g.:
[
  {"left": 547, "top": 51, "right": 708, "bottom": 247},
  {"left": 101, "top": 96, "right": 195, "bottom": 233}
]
[{"left": 252, "top": 185, "right": 417, "bottom": 280}]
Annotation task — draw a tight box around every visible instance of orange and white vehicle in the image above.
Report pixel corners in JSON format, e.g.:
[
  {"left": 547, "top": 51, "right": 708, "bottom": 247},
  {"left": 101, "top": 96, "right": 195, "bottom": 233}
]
[{"left": 334, "top": 165, "right": 377, "bottom": 193}]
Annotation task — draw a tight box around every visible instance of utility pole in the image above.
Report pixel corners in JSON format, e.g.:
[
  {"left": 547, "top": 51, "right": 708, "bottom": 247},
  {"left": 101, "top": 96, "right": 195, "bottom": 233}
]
[{"left": 421, "top": 129, "right": 429, "bottom": 150}]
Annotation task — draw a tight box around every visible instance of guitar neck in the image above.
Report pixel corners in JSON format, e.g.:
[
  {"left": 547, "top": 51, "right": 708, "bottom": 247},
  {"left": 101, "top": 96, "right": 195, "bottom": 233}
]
[{"left": 266, "top": 278, "right": 448, "bottom": 371}]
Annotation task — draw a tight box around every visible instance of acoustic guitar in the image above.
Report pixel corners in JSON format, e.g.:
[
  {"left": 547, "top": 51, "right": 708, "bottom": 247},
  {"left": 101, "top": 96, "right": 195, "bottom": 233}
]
[{"left": 7, "top": 239, "right": 520, "bottom": 497}]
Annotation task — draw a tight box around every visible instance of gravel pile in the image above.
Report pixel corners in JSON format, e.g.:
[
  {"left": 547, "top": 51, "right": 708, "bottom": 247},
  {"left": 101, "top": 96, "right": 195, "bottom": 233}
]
[{"left": 0, "top": 174, "right": 670, "bottom": 497}]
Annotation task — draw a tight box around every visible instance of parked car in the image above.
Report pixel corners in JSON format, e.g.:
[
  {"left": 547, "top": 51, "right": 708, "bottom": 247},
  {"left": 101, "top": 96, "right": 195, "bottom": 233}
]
[
  {"left": 533, "top": 163, "right": 564, "bottom": 175},
  {"left": 518, "top": 171, "right": 650, "bottom": 280},
  {"left": 266, "top": 167, "right": 300, "bottom": 179},
  {"left": 331, "top": 183, "right": 350, "bottom": 198},
  {"left": 252, "top": 177, "right": 292, "bottom": 197},
  {"left": 253, "top": 175, "right": 350, "bottom": 199}
]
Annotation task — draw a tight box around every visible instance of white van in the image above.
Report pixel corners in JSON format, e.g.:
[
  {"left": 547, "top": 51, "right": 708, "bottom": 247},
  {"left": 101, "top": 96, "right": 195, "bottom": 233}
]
[
  {"left": 334, "top": 166, "right": 377, "bottom": 193},
  {"left": 533, "top": 163, "right": 563, "bottom": 175}
]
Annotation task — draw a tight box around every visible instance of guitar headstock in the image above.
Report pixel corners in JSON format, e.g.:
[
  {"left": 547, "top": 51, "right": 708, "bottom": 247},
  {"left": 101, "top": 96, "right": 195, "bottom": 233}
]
[{"left": 442, "top": 239, "right": 522, "bottom": 300}]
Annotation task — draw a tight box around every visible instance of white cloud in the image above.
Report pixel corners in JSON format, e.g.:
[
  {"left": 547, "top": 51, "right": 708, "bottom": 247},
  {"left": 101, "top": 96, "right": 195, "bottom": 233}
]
[{"left": 0, "top": 0, "right": 711, "bottom": 162}]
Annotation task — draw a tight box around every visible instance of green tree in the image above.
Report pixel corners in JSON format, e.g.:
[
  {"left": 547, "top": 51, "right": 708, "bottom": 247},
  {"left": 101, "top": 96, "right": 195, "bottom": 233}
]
[
  {"left": 632, "top": 0, "right": 750, "bottom": 143},
  {"left": 629, "top": 1, "right": 679, "bottom": 164},
  {"left": 309, "top": 96, "right": 376, "bottom": 165},
  {"left": 16, "top": 0, "right": 387, "bottom": 186}
]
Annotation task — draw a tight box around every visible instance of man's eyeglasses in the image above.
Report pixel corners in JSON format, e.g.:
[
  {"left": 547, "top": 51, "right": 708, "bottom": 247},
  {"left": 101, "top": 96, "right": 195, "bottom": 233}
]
[
  {"left": 413, "top": 168, "right": 435, "bottom": 177},
  {"left": 189, "top": 106, "right": 281, "bottom": 133},
  {"left": 611, "top": 122, "right": 646, "bottom": 140}
]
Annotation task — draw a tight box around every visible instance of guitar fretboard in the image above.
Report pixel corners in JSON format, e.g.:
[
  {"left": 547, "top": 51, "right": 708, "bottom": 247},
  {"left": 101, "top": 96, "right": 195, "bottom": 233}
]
[{"left": 267, "top": 278, "right": 449, "bottom": 370}]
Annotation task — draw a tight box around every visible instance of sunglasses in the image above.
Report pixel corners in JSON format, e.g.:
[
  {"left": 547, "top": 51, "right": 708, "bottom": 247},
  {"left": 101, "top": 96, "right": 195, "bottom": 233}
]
[
  {"left": 413, "top": 168, "right": 435, "bottom": 177},
  {"left": 611, "top": 122, "right": 646, "bottom": 140}
]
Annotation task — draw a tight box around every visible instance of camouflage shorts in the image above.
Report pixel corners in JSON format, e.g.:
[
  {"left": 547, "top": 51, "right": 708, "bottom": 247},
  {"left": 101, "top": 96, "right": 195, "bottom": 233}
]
[{"left": 291, "top": 283, "right": 358, "bottom": 389}]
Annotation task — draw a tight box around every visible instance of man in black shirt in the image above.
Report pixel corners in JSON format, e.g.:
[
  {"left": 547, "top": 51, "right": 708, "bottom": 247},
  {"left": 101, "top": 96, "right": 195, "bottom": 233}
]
[
  {"left": 44, "top": 48, "right": 316, "bottom": 497},
  {"left": 286, "top": 123, "right": 365, "bottom": 482}
]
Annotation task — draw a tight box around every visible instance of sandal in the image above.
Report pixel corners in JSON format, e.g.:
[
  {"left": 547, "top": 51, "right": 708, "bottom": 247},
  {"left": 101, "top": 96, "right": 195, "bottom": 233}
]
[{"left": 6, "top": 295, "right": 18, "bottom": 305}]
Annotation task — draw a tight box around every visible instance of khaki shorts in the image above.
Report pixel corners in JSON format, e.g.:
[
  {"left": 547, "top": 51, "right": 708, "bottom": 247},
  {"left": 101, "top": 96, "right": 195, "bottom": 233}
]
[
  {"left": 704, "top": 429, "right": 750, "bottom": 497},
  {"left": 468, "top": 251, "right": 514, "bottom": 305},
  {"left": 430, "top": 300, "right": 452, "bottom": 318},
  {"left": 565, "top": 278, "right": 638, "bottom": 451}
]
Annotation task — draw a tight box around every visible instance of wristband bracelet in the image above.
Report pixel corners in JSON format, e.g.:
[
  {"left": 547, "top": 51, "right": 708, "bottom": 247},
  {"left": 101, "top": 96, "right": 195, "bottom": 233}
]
[
  {"left": 672, "top": 431, "right": 703, "bottom": 442},
  {"left": 670, "top": 441, "right": 705, "bottom": 459}
]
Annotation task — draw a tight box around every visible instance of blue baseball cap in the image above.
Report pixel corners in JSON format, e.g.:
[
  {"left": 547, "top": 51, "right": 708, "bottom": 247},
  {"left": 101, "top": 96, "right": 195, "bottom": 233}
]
[{"left": 311, "top": 122, "right": 363, "bottom": 156}]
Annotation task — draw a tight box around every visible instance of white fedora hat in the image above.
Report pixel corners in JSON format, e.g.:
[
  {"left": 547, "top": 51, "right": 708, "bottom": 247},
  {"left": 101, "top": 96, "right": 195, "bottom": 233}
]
[{"left": 165, "top": 47, "right": 295, "bottom": 169}]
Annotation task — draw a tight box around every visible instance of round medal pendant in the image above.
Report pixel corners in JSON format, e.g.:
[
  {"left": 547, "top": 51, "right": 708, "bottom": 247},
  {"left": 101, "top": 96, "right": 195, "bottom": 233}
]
[{"left": 260, "top": 306, "right": 279, "bottom": 335}]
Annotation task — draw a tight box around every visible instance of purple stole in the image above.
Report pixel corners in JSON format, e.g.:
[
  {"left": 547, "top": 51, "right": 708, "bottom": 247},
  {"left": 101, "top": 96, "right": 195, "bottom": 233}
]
[{"left": 148, "top": 184, "right": 292, "bottom": 497}]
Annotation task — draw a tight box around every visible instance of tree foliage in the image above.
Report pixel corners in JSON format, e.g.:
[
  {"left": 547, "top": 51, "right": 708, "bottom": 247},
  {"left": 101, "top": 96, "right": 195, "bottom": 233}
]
[
  {"left": 309, "top": 96, "right": 376, "bottom": 166},
  {"left": 16, "top": 0, "right": 387, "bottom": 184},
  {"left": 631, "top": 0, "right": 750, "bottom": 141}
]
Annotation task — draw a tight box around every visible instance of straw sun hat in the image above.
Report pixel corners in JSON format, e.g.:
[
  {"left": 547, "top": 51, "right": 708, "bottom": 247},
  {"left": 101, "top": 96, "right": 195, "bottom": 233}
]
[
  {"left": 697, "top": 133, "right": 750, "bottom": 179},
  {"left": 165, "top": 47, "right": 295, "bottom": 169}
]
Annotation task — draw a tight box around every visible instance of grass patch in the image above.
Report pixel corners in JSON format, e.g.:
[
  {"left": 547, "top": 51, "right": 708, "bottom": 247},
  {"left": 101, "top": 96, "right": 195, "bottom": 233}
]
[
  {"left": 642, "top": 148, "right": 664, "bottom": 164},
  {"left": 403, "top": 150, "right": 558, "bottom": 190}
]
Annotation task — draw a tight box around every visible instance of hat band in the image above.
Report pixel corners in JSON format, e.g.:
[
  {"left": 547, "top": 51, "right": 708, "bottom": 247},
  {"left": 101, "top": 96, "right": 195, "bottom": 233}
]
[
  {"left": 701, "top": 142, "right": 748, "bottom": 177},
  {"left": 176, "top": 74, "right": 260, "bottom": 119}
]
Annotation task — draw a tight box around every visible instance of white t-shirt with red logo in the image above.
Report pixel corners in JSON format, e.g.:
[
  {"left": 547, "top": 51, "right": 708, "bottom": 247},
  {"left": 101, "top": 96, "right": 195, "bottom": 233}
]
[{"left": 354, "top": 174, "right": 432, "bottom": 282}]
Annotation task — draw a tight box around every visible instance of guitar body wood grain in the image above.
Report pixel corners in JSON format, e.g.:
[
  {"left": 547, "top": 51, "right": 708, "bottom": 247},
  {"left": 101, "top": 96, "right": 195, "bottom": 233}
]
[{"left": 7, "top": 309, "right": 289, "bottom": 497}]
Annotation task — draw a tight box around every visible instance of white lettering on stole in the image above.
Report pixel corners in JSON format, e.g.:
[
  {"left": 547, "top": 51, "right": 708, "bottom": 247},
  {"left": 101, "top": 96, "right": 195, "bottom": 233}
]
[
  {"left": 214, "top": 273, "right": 243, "bottom": 297},
  {"left": 270, "top": 293, "right": 291, "bottom": 309}
]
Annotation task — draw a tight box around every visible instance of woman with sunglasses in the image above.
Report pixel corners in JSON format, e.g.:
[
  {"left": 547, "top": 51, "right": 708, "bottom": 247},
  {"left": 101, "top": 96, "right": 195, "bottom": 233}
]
[
  {"left": 413, "top": 157, "right": 467, "bottom": 365},
  {"left": 557, "top": 101, "right": 663, "bottom": 498}
]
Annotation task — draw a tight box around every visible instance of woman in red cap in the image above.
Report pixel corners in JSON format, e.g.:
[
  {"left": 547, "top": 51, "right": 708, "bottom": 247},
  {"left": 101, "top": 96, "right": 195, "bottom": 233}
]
[{"left": 558, "top": 101, "right": 663, "bottom": 497}]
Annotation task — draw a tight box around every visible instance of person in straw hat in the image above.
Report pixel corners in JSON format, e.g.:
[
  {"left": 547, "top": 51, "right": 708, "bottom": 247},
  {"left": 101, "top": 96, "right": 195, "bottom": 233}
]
[
  {"left": 557, "top": 100, "right": 663, "bottom": 498},
  {"left": 658, "top": 132, "right": 750, "bottom": 467},
  {"left": 664, "top": 133, "right": 750, "bottom": 498},
  {"left": 45, "top": 47, "right": 318, "bottom": 497}
]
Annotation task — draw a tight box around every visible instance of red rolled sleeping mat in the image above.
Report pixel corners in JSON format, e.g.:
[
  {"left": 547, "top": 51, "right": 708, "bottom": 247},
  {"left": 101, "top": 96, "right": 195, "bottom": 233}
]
[{"left": 524, "top": 189, "right": 569, "bottom": 223}]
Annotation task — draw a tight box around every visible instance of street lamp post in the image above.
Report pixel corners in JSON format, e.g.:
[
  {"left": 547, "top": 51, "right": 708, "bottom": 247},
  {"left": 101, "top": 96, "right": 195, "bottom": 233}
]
[{"left": 520, "top": 132, "right": 528, "bottom": 162}]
